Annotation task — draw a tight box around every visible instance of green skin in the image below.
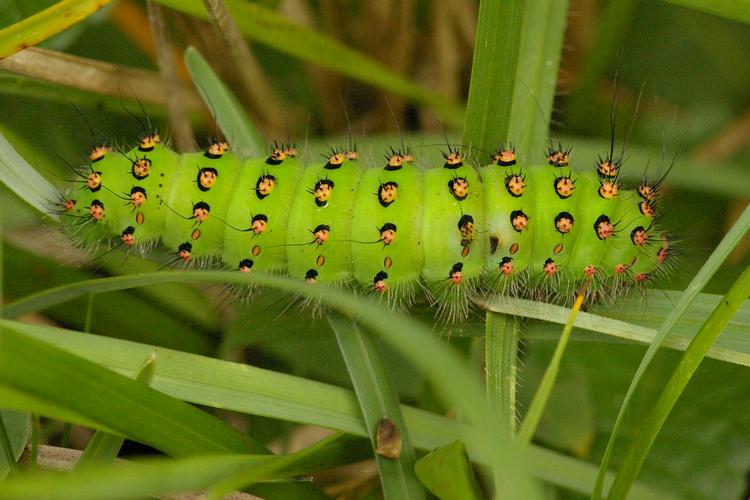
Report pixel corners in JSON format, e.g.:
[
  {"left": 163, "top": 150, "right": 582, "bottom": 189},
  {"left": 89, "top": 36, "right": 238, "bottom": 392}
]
[
  {"left": 223, "top": 155, "right": 303, "bottom": 272},
  {"left": 62, "top": 143, "right": 666, "bottom": 314},
  {"left": 350, "top": 161, "right": 423, "bottom": 295}
]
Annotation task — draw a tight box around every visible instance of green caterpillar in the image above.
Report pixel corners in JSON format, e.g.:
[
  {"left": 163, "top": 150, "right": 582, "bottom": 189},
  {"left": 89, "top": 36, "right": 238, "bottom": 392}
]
[{"left": 59, "top": 134, "right": 671, "bottom": 319}]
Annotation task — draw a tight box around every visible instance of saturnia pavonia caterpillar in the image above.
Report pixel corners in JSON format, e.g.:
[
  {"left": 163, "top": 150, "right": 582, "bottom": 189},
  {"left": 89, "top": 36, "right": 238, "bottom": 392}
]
[{"left": 59, "top": 134, "right": 671, "bottom": 320}]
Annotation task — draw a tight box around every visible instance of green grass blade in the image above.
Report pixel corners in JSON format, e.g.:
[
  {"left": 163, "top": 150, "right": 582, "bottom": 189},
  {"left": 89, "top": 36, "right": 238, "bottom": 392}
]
[
  {"left": 1, "top": 319, "right": 669, "bottom": 497},
  {"left": 155, "top": 0, "right": 463, "bottom": 127},
  {"left": 76, "top": 353, "right": 156, "bottom": 467},
  {"left": 329, "top": 313, "right": 425, "bottom": 499},
  {"left": 0, "top": 131, "right": 60, "bottom": 220},
  {"left": 463, "top": 1, "right": 568, "bottom": 162},
  {"left": 480, "top": 292, "right": 750, "bottom": 368},
  {"left": 0, "top": 412, "right": 21, "bottom": 476},
  {"left": 592, "top": 201, "right": 750, "bottom": 499},
  {"left": 0, "top": 0, "right": 113, "bottom": 58},
  {"left": 517, "top": 291, "right": 587, "bottom": 444},
  {"left": 414, "top": 441, "right": 482, "bottom": 500},
  {"left": 0, "top": 433, "right": 367, "bottom": 500},
  {"left": 484, "top": 312, "right": 519, "bottom": 432},
  {"left": 0, "top": 325, "right": 265, "bottom": 456},
  {"left": 664, "top": 0, "right": 750, "bottom": 24},
  {"left": 607, "top": 263, "right": 750, "bottom": 498},
  {"left": 2, "top": 270, "right": 537, "bottom": 497},
  {"left": 507, "top": 0, "right": 569, "bottom": 164},
  {"left": 462, "top": 0, "right": 525, "bottom": 155},
  {"left": 184, "top": 46, "right": 264, "bottom": 158}
]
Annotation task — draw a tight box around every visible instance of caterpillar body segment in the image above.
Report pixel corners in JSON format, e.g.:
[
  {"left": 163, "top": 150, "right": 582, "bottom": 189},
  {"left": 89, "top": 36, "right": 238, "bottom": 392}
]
[
  {"left": 224, "top": 147, "right": 303, "bottom": 273},
  {"left": 59, "top": 139, "right": 671, "bottom": 319},
  {"left": 162, "top": 150, "right": 242, "bottom": 261},
  {"left": 286, "top": 151, "right": 364, "bottom": 284},
  {"left": 351, "top": 154, "right": 423, "bottom": 303}
]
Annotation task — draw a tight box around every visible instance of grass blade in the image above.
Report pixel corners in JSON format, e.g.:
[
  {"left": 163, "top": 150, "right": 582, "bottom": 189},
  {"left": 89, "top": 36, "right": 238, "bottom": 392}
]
[
  {"left": 2, "top": 270, "right": 537, "bottom": 497},
  {"left": 517, "top": 284, "right": 589, "bottom": 444},
  {"left": 0, "top": 131, "right": 59, "bottom": 220},
  {"left": 507, "top": 0, "right": 569, "bottom": 163},
  {"left": 329, "top": 313, "right": 425, "bottom": 499},
  {"left": 414, "top": 441, "right": 482, "bottom": 500},
  {"left": 481, "top": 291, "right": 750, "bottom": 368},
  {"left": 462, "top": 0, "right": 525, "bottom": 155},
  {"left": 1, "top": 319, "right": 669, "bottom": 497},
  {"left": 184, "top": 46, "right": 264, "bottom": 158},
  {"left": 0, "top": 0, "right": 113, "bottom": 58},
  {"left": 0, "top": 434, "right": 368, "bottom": 500},
  {"left": 484, "top": 312, "right": 519, "bottom": 432},
  {"left": 592, "top": 201, "right": 750, "bottom": 499},
  {"left": 608, "top": 263, "right": 750, "bottom": 498},
  {"left": 76, "top": 353, "right": 156, "bottom": 467},
  {"left": 0, "top": 325, "right": 265, "bottom": 456}
]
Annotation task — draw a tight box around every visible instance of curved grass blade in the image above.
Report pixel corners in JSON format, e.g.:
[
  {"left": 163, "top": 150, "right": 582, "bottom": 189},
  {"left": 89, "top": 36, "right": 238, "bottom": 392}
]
[
  {"left": 2, "top": 319, "right": 668, "bottom": 497},
  {"left": 607, "top": 262, "right": 750, "bottom": 498},
  {"left": 592, "top": 202, "right": 750, "bottom": 499},
  {"left": 76, "top": 353, "right": 156, "bottom": 467},
  {"left": 0, "top": 0, "right": 113, "bottom": 59},
  {"left": 414, "top": 441, "right": 482, "bottom": 500},
  {"left": 3, "top": 270, "right": 538, "bottom": 498},
  {"left": 0, "top": 131, "right": 59, "bottom": 220},
  {"left": 479, "top": 292, "right": 750, "bottom": 368},
  {"left": 0, "top": 433, "right": 368, "bottom": 500},
  {"left": 329, "top": 313, "right": 425, "bottom": 499},
  {"left": 0, "top": 325, "right": 265, "bottom": 456},
  {"left": 184, "top": 46, "right": 264, "bottom": 158}
]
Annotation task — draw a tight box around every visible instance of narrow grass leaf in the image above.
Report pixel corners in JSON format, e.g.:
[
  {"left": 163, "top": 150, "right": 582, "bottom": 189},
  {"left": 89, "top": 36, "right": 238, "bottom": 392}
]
[
  {"left": 329, "top": 313, "right": 425, "bottom": 499},
  {"left": 507, "top": 0, "right": 569, "bottom": 164},
  {"left": 607, "top": 263, "right": 750, "bottom": 498},
  {"left": 593, "top": 202, "right": 750, "bottom": 499},
  {"left": 184, "top": 46, "right": 264, "bottom": 158},
  {"left": 2, "top": 319, "right": 668, "bottom": 497},
  {"left": 0, "top": 0, "right": 113, "bottom": 58},
  {"left": 480, "top": 292, "right": 750, "bottom": 368},
  {"left": 154, "top": 0, "right": 463, "bottom": 126},
  {"left": 0, "top": 410, "right": 27, "bottom": 477},
  {"left": 484, "top": 312, "right": 519, "bottom": 431},
  {"left": 76, "top": 353, "right": 156, "bottom": 467},
  {"left": 462, "top": 0, "right": 525, "bottom": 156},
  {"left": 0, "top": 132, "right": 59, "bottom": 220},
  {"left": 414, "top": 441, "right": 482, "bottom": 500},
  {"left": 0, "top": 433, "right": 367, "bottom": 500},
  {"left": 2, "top": 270, "right": 537, "bottom": 497},
  {"left": 518, "top": 285, "right": 588, "bottom": 444},
  {"left": 0, "top": 325, "right": 265, "bottom": 456}
]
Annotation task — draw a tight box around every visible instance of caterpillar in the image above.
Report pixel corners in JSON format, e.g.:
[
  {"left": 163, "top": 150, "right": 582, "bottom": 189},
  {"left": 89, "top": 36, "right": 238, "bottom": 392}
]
[{"left": 57, "top": 133, "right": 672, "bottom": 320}]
